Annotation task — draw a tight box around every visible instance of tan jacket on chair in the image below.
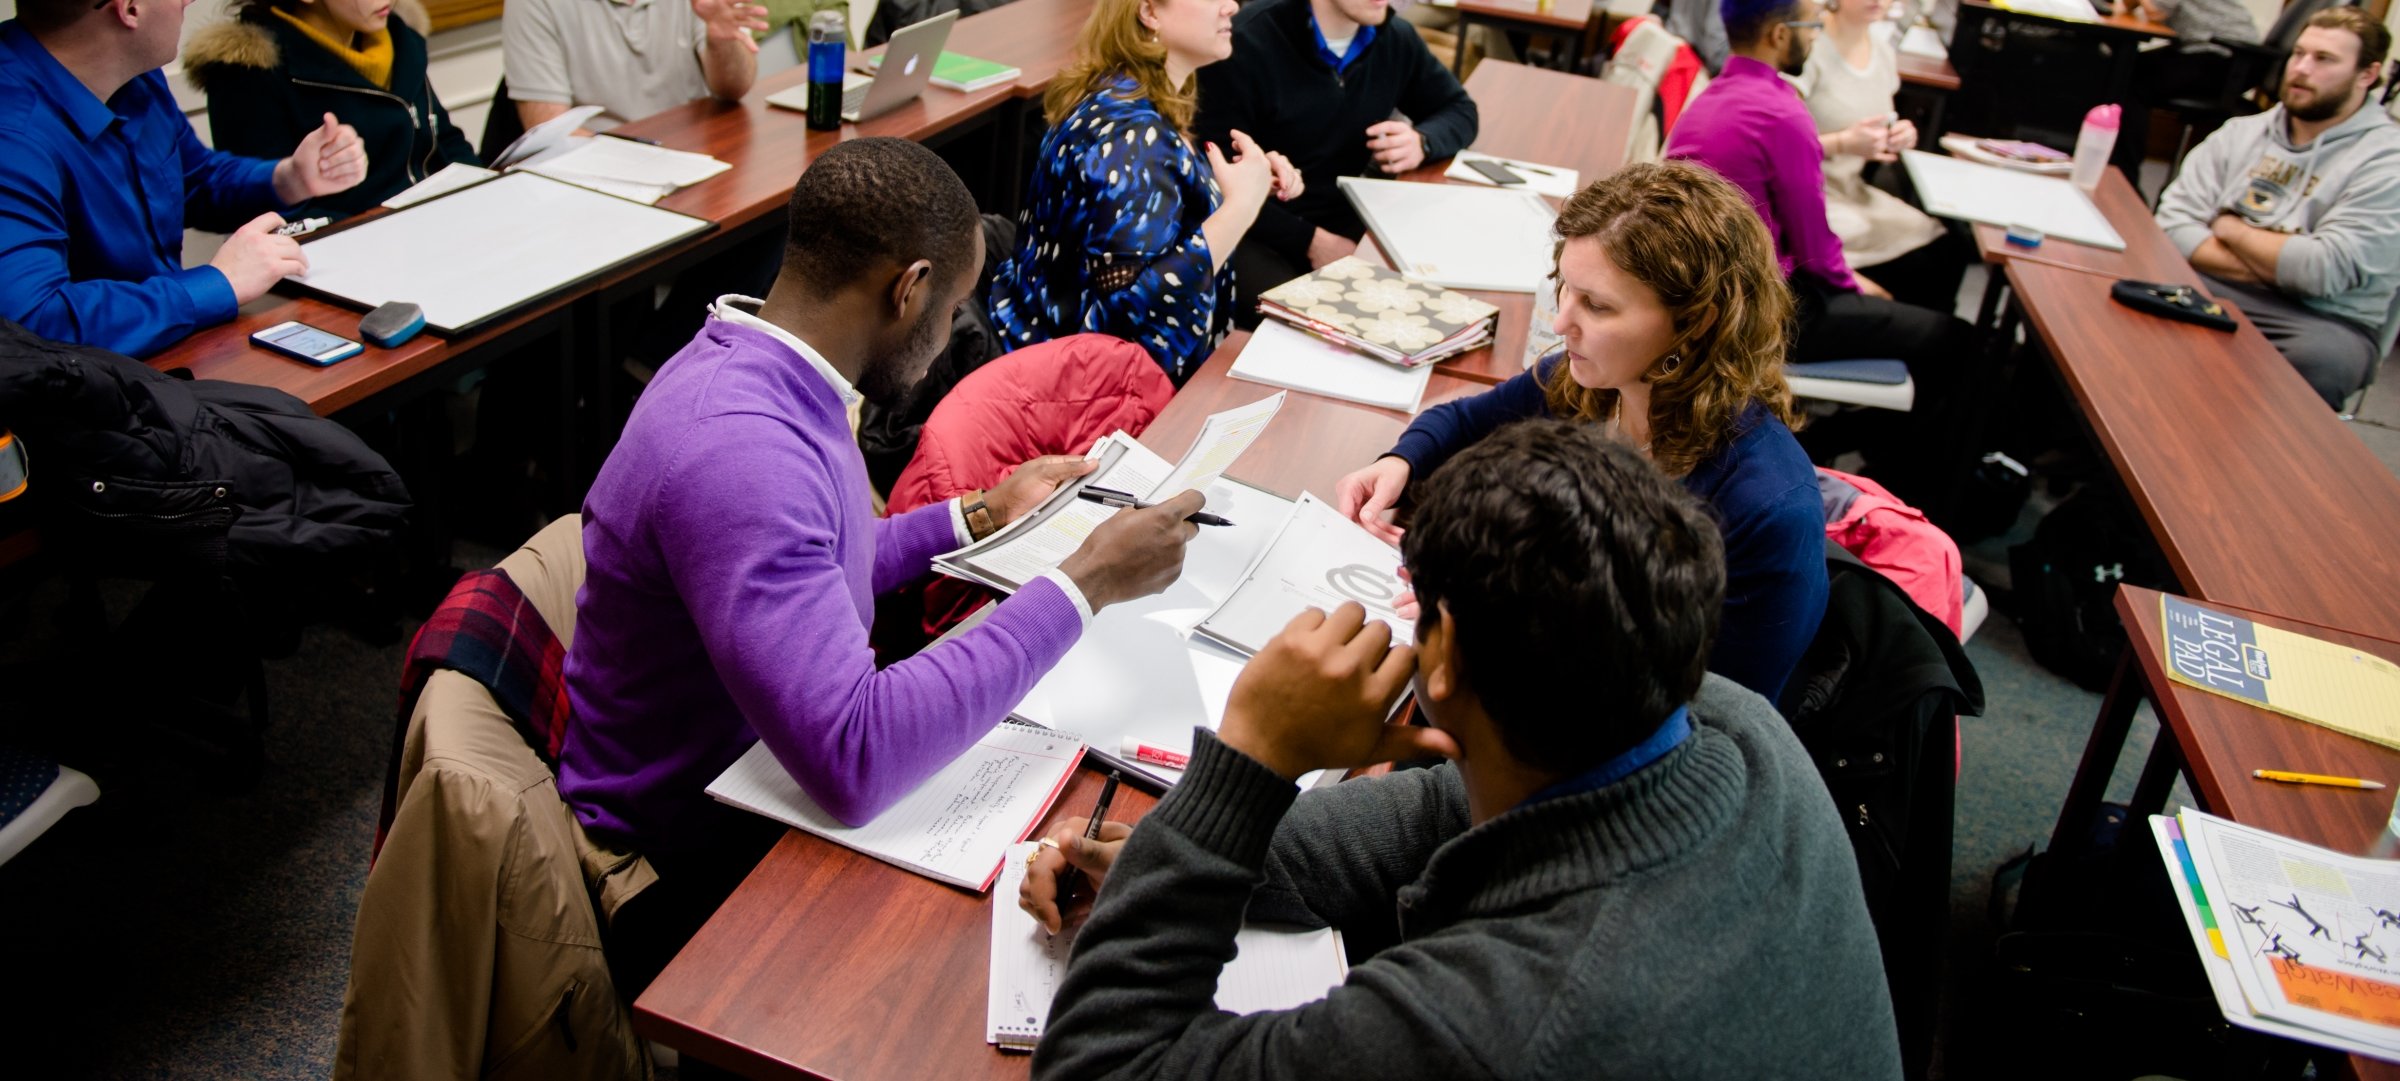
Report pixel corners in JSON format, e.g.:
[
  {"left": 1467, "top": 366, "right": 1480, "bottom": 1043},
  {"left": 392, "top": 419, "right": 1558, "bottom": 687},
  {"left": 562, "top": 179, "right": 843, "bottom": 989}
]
[{"left": 335, "top": 516, "right": 656, "bottom": 1081}]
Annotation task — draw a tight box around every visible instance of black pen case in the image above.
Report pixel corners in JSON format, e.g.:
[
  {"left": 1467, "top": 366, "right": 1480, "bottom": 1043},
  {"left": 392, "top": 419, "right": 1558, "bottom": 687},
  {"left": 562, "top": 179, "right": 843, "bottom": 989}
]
[{"left": 2110, "top": 279, "right": 2237, "bottom": 332}]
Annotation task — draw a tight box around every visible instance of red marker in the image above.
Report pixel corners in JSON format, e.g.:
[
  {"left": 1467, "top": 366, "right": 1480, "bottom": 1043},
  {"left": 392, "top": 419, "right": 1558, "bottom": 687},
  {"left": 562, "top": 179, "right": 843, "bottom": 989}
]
[{"left": 1122, "top": 737, "right": 1190, "bottom": 771}]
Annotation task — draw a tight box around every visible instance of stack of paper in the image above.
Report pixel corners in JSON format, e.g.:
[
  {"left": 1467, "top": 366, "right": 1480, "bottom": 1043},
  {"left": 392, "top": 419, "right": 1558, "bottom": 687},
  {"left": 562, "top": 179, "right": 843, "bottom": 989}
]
[
  {"left": 706, "top": 720, "right": 1086, "bottom": 891},
  {"left": 519, "top": 137, "right": 732, "bottom": 205},
  {"left": 1229, "top": 320, "right": 1434, "bottom": 413},
  {"left": 1255, "top": 256, "right": 1496, "bottom": 369},
  {"left": 383, "top": 162, "right": 498, "bottom": 209},
  {"left": 2155, "top": 809, "right": 2400, "bottom": 1062},
  {"left": 989, "top": 839, "right": 1349, "bottom": 1049},
  {"left": 1193, "top": 493, "right": 1413, "bottom": 656}
]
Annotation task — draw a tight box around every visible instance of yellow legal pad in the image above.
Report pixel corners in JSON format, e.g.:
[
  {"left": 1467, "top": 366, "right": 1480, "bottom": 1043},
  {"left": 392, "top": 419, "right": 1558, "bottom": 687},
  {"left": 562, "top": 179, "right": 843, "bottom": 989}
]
[{"left": 2161, "top": 595, "right": 2400, "bottom": 752}]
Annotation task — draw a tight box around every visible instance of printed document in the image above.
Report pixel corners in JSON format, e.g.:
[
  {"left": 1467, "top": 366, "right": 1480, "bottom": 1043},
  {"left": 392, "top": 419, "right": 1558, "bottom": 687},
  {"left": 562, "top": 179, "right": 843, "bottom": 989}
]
[
  {"left": 706, "top": 721, "right": 1085, "bottom": 892},
  {"left": 989, "top": 839, "right": 1348, "bottom": 1048},
  {"left": 1901, "top": 149, "right": 2125, "bottom": 251},
  {"left": 1195, "top": 493, "right": 1414, "bottom": 656}
]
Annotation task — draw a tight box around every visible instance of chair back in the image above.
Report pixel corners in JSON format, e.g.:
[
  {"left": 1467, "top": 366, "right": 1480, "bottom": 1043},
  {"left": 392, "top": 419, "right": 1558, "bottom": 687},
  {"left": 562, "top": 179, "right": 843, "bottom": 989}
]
[
  {"left": 1603, "top": 17, "right": 1676, "bottom": 163},
  {"left": 478, "top": 77, "right": 526, "bottom": 166}
]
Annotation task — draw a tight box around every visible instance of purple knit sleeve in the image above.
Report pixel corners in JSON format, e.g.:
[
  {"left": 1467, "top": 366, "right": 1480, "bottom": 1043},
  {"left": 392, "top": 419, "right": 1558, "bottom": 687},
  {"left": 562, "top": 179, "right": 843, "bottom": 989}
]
[
  {"left": 656, "top": 416, "right": 1086, "bottom": 826},
  {"left": 872, "top": 500, "right": 964, "bottom": 596}
]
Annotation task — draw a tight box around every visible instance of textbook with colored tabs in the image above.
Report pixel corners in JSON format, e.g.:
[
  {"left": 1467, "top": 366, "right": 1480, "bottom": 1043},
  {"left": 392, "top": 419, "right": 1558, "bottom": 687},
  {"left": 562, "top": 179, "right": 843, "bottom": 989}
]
[
  {"left": 2160, "top": 595, "right": 2400, "bottom": 752},
  {"left": 868, "top": 50, "right": 1022, "bottom": 92},
  {"left": 2155, "top": 809, "right": 2400, "bottom": 1060},
  {"left": 704, "top": 720, "right": 1086, "bottom": 892},
  {"left": 1255, "top": 256, "right": 1496, "bottom": 369},
  {"left": 988, "top": 840, "right": 1350, "bottom": 1049}
]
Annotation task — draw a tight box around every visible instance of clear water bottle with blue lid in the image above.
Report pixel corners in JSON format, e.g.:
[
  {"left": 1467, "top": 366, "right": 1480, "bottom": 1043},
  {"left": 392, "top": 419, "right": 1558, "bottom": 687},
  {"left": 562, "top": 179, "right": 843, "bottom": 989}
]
[{"left": 806, "top": 10, "right": 847, "bottom": 131}]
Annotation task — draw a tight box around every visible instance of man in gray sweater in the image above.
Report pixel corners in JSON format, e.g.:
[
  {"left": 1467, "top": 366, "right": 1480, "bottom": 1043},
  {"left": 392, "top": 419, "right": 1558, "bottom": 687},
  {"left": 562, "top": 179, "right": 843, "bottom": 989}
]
[
  {"left": 1019, "top": 419, "right": 1901, "bottom": 1080},
  {"left": 2156, "top": 6, "right": 2400, "bottom": 408}
]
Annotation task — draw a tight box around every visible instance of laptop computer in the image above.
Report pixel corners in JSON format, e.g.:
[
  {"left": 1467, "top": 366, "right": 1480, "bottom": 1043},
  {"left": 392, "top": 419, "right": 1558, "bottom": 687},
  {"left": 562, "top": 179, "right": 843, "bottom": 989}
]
[{"left": 765, "top": 11, "right": 958, "bottom": 124}]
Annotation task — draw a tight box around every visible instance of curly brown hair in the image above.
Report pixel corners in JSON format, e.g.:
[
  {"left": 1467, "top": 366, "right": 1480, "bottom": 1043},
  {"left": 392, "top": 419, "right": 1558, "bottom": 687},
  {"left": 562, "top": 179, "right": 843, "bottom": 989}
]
[
  {"left": 1539, "top": 160, "right": 1799, "bottom": 479},
  {"left": 1044, "top": 0, "right": 1200, "bottom": 132}
]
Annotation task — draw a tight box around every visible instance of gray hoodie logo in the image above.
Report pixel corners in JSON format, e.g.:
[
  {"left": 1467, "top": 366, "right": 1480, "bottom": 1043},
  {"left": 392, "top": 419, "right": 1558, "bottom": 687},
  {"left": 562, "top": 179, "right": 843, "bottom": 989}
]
[{"left": 2239, "top": 157, "right": 2324, "bottom": 224}]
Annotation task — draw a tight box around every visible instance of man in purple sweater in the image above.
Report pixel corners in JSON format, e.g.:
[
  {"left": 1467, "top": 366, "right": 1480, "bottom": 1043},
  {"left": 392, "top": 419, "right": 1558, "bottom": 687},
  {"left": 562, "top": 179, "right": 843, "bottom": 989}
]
[
  {"left": 561, "top": 138, "right": 1205, "bottom": 993},
  {"left": 1666, "top": 0, "right": 1980, "bottom": 518}
]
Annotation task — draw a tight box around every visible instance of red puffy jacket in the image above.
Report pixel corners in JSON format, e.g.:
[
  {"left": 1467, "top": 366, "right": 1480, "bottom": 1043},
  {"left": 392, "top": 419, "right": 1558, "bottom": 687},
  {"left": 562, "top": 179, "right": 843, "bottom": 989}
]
[{"left": 882, "top": 334, "right": 1175, "bottom": 645}]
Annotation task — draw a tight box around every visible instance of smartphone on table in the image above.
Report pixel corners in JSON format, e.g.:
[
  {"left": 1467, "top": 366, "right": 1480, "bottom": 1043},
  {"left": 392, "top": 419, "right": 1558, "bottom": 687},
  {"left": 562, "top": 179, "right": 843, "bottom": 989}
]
[
  {"left": 1464, "top": 158, "right": 1526, "bottom": 185},
  {"left": 250, "top": 321, "right": 363, "bottom": 366}
]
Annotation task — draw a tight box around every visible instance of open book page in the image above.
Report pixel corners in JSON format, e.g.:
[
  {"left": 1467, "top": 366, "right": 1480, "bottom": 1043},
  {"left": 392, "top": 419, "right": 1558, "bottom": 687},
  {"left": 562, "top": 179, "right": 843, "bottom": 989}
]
[
  {"left": 990, "top": 840, "right": 1349, "bottom": 1047},
  {"left": 2150, "top": 815, "right": 2400, "bottom": 1061},
  {"left": 2177, "top": 809, "right": 2400, "bottom": 1054},
  {"left": 995, "top": 481, "right": 1292, "bottom": 788},
  {"left": 1144, "top": 391, "right": 1284, "bottom": 502},
  {"left": 937, "top": 435, "right": 1174, "bottom": 591},
  {"left": 706, "top": 722, "right": 1085, "bottom": 892},
  {"left": 1195, "top": 493, "right": 1413, "bottom": 657}
]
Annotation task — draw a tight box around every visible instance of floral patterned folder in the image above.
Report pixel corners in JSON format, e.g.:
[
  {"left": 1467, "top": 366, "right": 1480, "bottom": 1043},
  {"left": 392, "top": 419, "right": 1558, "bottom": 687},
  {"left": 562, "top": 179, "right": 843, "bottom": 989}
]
[{"left": 1255, "top": 257, "right": 1498, "bottom": 368}]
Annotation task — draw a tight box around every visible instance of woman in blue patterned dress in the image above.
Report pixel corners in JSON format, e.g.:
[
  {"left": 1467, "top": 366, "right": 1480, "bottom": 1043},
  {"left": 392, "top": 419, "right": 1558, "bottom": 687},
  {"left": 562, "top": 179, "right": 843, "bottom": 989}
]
[{"left": 988, "top": 0, "right": 1301, "bottom": 382}]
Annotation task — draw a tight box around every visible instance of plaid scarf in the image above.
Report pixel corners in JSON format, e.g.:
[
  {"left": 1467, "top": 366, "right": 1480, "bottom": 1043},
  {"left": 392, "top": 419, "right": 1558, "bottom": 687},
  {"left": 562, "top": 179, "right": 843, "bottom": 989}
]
[{"left": 374, "top": 568, "right": 572, "bottom": 860}]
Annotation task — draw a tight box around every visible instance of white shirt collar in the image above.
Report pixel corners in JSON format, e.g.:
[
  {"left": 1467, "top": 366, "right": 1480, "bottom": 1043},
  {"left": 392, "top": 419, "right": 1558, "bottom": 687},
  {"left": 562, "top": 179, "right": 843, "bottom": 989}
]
[{"left": 710, "top": 294, "right": 862, "bottom": 408}]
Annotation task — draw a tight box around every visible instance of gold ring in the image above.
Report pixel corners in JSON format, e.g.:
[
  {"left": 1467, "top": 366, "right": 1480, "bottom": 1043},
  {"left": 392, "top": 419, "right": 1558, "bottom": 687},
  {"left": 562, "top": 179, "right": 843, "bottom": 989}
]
[{"left": 1026, "top": 847, "right": 1043, "bottom": 869}]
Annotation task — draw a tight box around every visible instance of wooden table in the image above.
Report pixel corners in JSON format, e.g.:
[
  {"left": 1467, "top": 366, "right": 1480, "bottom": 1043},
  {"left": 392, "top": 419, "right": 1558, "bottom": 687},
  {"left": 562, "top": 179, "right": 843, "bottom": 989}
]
[
  {"left": 2054, "top": 586, "right": 2400, "bottom": 1080},
  {"left": 1966, "top": 165, "right": 2193, "bottom": 327},
  {"left": 631, "top": 332, "right": 1482, "bottom": 1077},
  {"left": 1449, "top": 0, "right": 1599, "bottom": 73},
  {"left": 2004, "top": 259, "right": 2400, "bottom": 643},
  {"left": 1373, "top": 62, "right": 1637, "bottom": 385},
  {"left": 1898, "top": 52, "right": 1961, "bottom": 92}
]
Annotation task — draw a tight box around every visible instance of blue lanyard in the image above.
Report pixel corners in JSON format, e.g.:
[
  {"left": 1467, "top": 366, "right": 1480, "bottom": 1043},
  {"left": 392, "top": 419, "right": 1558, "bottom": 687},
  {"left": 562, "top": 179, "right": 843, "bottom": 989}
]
[{"left": 1520, "top": 706, "right": 1692, "bottom": 807}]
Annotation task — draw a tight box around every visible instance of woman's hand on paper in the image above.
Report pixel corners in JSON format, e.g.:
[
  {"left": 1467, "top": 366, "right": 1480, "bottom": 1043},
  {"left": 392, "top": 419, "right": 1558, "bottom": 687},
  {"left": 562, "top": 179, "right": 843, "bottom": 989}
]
[
  {"left": 1333, "top": 456, "right": 1411, "bottom": 545},
  {"left": 1219, "top": 603, "right": 1453, "bottom": 783},
  {"left": 987, "top": 455, "right": 1097, "bottom": 527},
  {"left": 1019, "top": 817, "right": 1132, "bottom": 935}
]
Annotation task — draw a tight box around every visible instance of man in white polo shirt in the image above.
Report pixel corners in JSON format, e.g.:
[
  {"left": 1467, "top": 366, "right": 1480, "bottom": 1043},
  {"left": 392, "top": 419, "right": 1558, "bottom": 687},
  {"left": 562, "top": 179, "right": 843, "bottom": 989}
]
[{"left": 504, "top": 0, "right": 769, "bottom": 128}]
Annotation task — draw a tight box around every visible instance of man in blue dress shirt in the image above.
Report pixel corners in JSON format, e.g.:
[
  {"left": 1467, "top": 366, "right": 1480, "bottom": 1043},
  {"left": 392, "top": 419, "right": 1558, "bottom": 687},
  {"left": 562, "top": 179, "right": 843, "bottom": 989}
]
[{"left": 0, "top": 0, "right": 368, "bottom": 358}]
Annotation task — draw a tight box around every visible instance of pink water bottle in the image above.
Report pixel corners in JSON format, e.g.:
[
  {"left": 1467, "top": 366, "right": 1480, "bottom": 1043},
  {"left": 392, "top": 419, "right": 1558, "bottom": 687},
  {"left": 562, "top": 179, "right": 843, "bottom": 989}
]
[{"left": 2070, "top": 104, "right": 2119, "bottom": 191}]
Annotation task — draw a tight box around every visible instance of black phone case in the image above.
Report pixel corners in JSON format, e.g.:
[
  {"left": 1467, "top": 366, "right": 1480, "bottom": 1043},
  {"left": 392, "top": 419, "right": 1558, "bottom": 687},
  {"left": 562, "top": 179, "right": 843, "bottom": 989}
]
[{"left": 2109, "top": 279, "right": 2237, "bottom": 332}]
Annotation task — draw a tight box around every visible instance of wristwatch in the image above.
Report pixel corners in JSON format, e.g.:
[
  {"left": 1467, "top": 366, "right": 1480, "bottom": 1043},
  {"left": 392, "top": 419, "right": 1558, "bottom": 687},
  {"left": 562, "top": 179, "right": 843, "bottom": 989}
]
[{"left": 961, "top": 490, "right": 999, "bottom": 541}]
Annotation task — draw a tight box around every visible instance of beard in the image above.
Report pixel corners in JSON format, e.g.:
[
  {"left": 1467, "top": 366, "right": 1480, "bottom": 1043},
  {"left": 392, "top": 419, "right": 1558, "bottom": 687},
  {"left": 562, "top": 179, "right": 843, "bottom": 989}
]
[
  {"left": 855, "top": 298, "right": 953, "bottom": 409},
  {"left": 1778, "top": 32, "right": 1810, "bottom": 77},
  {"left": 2284, "top": 81, "right": 2353, "bottom": 123}
]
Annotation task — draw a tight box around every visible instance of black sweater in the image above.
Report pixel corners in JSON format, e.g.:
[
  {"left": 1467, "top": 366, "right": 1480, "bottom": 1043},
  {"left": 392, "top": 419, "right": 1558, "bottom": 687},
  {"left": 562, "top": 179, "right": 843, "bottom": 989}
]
[{"left": 1195, "top": 0, "right": 1479, "bottom": 266}]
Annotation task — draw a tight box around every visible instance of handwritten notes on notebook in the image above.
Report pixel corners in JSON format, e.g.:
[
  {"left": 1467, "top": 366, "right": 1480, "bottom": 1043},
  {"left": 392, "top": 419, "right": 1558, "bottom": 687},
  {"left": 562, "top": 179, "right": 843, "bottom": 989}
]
[
  {"left": 989, "top": 841, "right": 1350, "bottom": 1049},
  {"left": 706, "top": 721, "right": 1086, "bottom": 891}
]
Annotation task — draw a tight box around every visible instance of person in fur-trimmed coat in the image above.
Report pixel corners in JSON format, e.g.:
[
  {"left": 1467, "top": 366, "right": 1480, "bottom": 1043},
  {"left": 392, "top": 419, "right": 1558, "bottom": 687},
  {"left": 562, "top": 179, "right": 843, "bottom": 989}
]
[{"left": 185, "top": 0, "right": 478, "bottom": 219}]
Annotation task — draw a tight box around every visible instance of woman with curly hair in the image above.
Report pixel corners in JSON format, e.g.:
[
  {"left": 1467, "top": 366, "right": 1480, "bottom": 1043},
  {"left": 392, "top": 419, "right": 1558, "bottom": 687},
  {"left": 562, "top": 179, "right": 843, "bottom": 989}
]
[
  {"left": 1334, "top": 160, "right": 1826, "bottom": 700},
  {"left": 987, "top": 0, "right": 1301, "bottom": 383}
]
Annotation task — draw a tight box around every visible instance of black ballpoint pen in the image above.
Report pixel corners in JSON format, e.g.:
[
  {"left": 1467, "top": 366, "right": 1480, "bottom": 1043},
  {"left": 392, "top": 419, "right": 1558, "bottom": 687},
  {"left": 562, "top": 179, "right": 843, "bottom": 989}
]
[{"left": 1077, "top": 485, "right": 1234, "bottom": 526}]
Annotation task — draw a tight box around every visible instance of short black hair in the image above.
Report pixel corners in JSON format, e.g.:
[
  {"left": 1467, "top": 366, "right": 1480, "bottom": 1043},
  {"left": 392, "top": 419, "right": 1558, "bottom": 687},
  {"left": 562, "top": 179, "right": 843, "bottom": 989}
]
[
  {"left": 781, "top": 138, "right": 980, "bottom": 300},
  {"left": 1402, "top": 420, "right": 1726, "bottom": 774},
  {"left": 16, "top": 0, "right": 95, "bottom": 33},
  {"left": 1721, "top": 0, "right": 1805, "bottom": 49}
]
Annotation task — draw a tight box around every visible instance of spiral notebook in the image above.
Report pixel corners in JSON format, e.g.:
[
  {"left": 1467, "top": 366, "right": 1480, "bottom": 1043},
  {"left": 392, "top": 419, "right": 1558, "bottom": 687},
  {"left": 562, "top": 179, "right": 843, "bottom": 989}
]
[
  {"left": 988, "top": 841, "right": 1350, "bottom": 1049},
  {"left": 705, "top": 721, "right": 1086, "bottom": 892}
]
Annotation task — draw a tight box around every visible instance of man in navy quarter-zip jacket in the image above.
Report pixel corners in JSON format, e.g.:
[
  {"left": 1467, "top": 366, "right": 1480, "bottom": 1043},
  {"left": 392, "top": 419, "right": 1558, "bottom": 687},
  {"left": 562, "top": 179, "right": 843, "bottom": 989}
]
[
  {"left": 0, "top": 0, "right": 367, "bottom": 358},
  {"left": 1196, "top": 0, "right": 1478, "bottom": 309}
]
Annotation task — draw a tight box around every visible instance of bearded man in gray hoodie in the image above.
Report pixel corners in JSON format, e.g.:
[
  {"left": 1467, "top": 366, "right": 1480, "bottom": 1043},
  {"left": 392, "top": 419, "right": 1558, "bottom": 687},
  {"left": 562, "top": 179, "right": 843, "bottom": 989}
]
[{"left": 2157, "top": 6, "right": 2400, "bottom": 408}]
